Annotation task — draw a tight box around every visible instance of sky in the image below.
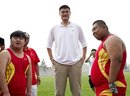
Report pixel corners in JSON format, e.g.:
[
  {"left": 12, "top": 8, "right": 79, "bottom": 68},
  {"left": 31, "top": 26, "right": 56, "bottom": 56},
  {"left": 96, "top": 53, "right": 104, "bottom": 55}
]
[{"left": 0, "top": 0, "right": 130, "bottom": 66}]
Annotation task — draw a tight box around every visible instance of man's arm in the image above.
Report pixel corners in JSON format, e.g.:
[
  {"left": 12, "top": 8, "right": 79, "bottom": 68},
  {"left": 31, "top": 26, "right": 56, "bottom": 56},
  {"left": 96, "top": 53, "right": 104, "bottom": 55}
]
[
  {"left": 82, "top": 47, "right": 87, "bottom": 61},
  {"left": 105, "top": 35, "right": 123, "bottom": 83},
  {"left": 47, "top": 48, "right": 54, "bottom": 62},
  {"left": 33, "top": 49, "right": 41, "bottom": 85},
  {"left": 36, "top": 63, "right": 40, "bottom": 85},
  {"left": 26, "top": 56, "right": 32, "bottom": 96},
  {"left": 85, "top": 52, "right": 92, "bottom": 63},
  {"left": 0, "top": 50, "right": 10, "bottom": 96}
]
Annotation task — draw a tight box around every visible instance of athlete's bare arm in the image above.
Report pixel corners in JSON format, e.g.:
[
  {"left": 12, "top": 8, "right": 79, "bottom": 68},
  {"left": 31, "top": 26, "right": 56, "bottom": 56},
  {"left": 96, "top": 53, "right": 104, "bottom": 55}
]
[
  {"left": 0, "top": 50, "right": 11, "bottom": 96},
  {"left": 104, "top": 35, "right": 123, "bottom": 83}
]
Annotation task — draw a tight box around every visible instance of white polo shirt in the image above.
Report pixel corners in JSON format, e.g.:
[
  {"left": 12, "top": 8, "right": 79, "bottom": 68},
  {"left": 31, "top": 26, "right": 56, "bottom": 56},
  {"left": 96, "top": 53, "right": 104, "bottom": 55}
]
[{"left": 47, "top": 22, "right": 87, "bottom": 65}]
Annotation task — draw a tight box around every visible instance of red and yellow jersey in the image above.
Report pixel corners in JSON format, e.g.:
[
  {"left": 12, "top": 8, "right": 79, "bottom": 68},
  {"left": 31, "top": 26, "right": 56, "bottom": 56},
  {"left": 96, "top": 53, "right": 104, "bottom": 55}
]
[
  {"left": 0, "top": 48, "right": 29, "bottom": 96},
  {"left": 24, "top": 47, "right": 40, "bottom": 85},
  {"left": 91, "top": 35, "right": 127, "bottom": 95}
]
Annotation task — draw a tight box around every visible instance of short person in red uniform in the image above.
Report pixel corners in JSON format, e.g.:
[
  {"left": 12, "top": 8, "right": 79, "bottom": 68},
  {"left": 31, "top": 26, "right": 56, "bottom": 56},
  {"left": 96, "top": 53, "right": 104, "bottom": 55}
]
[
  {"left": 0, "top": 31, "right": 32, "bottom": 96},
  {"left": 23, "top": 32, "right": 40, "bottom": 96},
  {"left": 91, "top": 20, "right": 127, "bottom": 96}
]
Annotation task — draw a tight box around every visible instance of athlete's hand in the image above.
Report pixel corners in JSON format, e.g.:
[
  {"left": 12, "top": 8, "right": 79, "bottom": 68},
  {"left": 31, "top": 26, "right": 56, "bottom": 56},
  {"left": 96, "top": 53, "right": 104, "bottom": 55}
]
[
  {"left": 26, "top": 92, "right": 31, "bottom": 96},
  {"left": 109, "top": 82, "right": 118, "bottom": 94},
  {"left": 37, "top": 76, "right": 41, "bottom": 86}
]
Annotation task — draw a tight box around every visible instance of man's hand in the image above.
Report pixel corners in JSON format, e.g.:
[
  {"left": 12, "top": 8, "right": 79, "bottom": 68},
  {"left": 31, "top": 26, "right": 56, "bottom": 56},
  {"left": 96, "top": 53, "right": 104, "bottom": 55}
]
[
  {"left": 37, "top": 76, "right": 41, "bottom": 86},
  {"left": 109, "top": 82, "right": 118, "bottom": 94}
]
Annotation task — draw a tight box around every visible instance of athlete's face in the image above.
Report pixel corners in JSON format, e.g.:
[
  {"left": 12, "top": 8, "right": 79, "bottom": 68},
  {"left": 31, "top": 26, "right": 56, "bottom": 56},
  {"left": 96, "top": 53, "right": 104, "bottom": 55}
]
[
  {"left": 91, "top": 50, "right": 96, "bottom": 57},
  {"left": 10, "top": 36, "right": 25, "bottom": 49},
  {"left": 59, "top": 8, "right": 71, "bottom": 22},
  {"left": 92, "top": 23, "right": 106, "bottom": 40}
]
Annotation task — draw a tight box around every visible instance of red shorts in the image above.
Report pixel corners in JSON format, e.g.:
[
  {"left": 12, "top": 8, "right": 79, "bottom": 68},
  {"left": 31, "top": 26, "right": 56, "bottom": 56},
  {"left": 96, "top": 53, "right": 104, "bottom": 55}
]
[{"left": 95, "top": 84, "right": 126, "bottom": 96}]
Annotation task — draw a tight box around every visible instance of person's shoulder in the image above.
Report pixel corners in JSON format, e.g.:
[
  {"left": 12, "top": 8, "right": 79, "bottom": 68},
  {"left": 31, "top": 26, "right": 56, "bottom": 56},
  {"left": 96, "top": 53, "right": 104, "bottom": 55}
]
[
  {"left": 105, "top": 34, "right": 123, "bottom": 45},
  {"left": 109, "top": 34, "right": 122, "bottom": 42},
  {"left": 29, "top": 47, "right": 36, "bottom": 51},
  {"left": 27, "top": 47, "right": 38, "bottom": 55},
  {"left": 70, "top": 22, "right": 80, "bottom": 26},
  {"left": 70, "top": 22, "right": 82, "bottom": 30},
  {"left": 27, "top": 47, "right": 36, "bottom": 52},
  {"left": 0, "top": 49, "right": 10, "bottom": 58},
  {"left": 0, "top": 49, "right": 9, "bottom": 54}
]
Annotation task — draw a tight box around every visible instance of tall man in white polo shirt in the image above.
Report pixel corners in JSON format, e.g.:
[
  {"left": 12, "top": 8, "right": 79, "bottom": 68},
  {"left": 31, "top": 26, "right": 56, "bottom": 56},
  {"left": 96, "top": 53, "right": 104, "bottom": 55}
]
[{"left": 47, "top": 5, "right": 87, "bottom": 96}]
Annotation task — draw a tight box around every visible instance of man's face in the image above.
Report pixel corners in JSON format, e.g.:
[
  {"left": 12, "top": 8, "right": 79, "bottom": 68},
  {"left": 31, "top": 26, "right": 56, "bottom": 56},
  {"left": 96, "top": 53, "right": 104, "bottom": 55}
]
[
  {"left": 11, "top": 36, "right": 25, "bottom": 49},
  {"left": 59, "top": 8, "right": 71, "bottom": 22},
  {"left": 92, "top": 23, "right": 105, "bottom": 40},
  {"left": 91, "top": 50, "right": 96, "bottom": 57}
]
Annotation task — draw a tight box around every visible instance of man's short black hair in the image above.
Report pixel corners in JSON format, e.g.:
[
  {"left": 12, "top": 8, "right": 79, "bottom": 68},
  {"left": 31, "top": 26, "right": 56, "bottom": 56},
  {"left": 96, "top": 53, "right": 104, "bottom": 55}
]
[
  {"left": 91, "top": 49, "right": 96, "bottom": 51},
  {"left": 0, "top": 37, "right": 4, "bottom": 45},
  {"left": 10, "top": 30, "right": 26, "bottom": 40},
  {"left": 93, "top": 20, "right": 106, "bottom": 26},
  {"left": 92, "top": 20, "right": 108, "bottom": 30},
  {"left": 23, "top": 32, "right": 30, "bottom": 40},
  {"left": 59, "top": 5, "right": 70, "bottom": 11}
]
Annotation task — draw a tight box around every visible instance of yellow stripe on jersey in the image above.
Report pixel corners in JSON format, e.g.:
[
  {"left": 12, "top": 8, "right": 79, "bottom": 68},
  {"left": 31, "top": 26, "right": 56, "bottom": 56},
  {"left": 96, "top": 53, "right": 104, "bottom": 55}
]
[
  {"left": 98, "top": 48, "right": 109, "bottom": 80},
  {"left": 6, "top": 62, "right": 15, "bottom": 84}
]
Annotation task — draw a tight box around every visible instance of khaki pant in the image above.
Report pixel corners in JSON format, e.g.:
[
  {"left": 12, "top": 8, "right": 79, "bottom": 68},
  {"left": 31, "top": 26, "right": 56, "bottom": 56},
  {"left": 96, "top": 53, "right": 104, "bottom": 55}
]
[{"left": 53, "top": 59, "right": 83, "bottom": 96}]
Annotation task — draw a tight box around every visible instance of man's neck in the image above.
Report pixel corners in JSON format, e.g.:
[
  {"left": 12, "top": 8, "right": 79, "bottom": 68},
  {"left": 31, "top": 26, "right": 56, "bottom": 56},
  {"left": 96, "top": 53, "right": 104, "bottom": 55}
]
[
  {"left": 102, "top": 32, "right": 111, "bottom": 41},
  {"left": 10, "top": 46, "right": 24, "bottom": 58},
  {"left": 61, "top": 21, "right": 70, "bottom": 26}
]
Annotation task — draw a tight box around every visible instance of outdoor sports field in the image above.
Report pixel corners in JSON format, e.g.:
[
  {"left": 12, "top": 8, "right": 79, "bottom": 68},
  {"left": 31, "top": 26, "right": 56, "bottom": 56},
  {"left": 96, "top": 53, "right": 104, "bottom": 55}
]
[{"left": 38, "top": 71, "right": 130, "bottom": 96}]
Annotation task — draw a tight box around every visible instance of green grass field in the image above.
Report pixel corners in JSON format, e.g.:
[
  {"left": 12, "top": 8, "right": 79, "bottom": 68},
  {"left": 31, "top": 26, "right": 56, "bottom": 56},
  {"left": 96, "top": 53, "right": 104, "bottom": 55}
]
[{"left": 38, "top": 72, "right": 130, "bottom": 96}]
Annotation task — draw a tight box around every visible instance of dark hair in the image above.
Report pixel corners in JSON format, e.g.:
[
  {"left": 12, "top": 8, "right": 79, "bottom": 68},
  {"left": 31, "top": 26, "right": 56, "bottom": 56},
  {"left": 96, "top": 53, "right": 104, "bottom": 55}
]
[
  {"left": 91, "top": 49, "right": 96, "bottom": 51},
  {"left": 23, "top": 32, "right": 30, "bottom": 39},
  {"left": 59, "top": 5, "right": 70, "bottom": 11},
  {"left": 93, "top": 20, "right": 106, "bottom": 25},
  {"left": 0, "top": 37, "right": 4, "bottom": 45},
  {"left": 10, "top": 30, "right": 26, "bottom": 40},
  {"left": 93, "top": 20, "right": 108, "bottom": 30}
]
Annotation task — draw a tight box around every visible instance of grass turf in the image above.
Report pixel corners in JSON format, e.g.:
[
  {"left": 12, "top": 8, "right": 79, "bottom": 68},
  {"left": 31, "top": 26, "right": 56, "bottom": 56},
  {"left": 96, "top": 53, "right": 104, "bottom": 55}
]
[{"left": 38, "top": 71, "right": 130, "bottom": 96}]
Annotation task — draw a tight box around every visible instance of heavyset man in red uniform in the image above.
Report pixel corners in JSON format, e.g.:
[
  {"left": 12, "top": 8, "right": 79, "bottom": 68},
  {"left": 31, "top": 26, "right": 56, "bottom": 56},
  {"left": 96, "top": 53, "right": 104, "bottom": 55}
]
[
  {"left": 91, "top": 20, "right": 127, "bottom": 96},
  {"left": 0, "top": 31, "right": 32, "bottom": 96}
]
